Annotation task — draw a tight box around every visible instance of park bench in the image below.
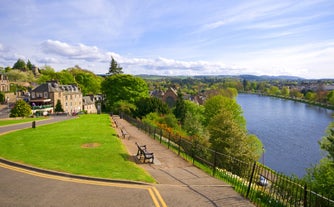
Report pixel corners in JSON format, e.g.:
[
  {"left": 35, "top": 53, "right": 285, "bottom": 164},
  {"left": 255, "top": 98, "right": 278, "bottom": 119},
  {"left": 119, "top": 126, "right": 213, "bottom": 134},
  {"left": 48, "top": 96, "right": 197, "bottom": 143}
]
[
  {"left": 113, "top": 119, "right": 119, "bottom": 128},
  {"left": 121, "top": 128, "right": 130, "bottom": 139},
  {"left": 135, "top": 142, "right": 154, "bottom": 164}
]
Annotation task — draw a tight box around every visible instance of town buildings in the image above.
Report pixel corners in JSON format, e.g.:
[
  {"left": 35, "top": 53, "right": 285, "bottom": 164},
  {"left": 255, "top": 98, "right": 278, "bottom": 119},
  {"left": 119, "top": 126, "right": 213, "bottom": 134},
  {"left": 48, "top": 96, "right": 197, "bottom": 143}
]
[{"left": 29, "top": 80, "right": 93, "bottom": 115}]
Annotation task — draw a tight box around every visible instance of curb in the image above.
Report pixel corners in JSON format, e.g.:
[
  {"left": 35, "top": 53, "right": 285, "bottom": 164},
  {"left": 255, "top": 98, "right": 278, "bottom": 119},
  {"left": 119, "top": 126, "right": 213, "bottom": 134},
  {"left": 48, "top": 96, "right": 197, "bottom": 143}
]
[{"left": 0, "top": 158, "right": 149, "bottom": 186}]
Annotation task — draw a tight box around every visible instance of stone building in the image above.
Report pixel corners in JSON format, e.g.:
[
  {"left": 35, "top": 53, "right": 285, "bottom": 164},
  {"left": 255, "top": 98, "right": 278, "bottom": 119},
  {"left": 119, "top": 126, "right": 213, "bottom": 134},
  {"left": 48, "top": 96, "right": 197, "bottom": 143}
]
[
  {"left": 0, "top": 74, "right": 10, "bottom": 92},
  {"left": 82, "top": 96, "right": 97, "bottom": 114},
  {"left": 30, "top": 80, "right": 82, "bottom": 115},
  {"left": 162, "top": 87, "right": 178, "bottom": 107}
]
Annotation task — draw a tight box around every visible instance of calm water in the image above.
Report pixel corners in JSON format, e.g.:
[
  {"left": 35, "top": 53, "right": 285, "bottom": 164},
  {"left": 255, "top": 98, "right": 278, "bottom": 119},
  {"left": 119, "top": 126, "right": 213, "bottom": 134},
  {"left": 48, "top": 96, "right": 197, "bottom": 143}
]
[{"left": 237, "top": 94, "right": 334, "bottom": 177}]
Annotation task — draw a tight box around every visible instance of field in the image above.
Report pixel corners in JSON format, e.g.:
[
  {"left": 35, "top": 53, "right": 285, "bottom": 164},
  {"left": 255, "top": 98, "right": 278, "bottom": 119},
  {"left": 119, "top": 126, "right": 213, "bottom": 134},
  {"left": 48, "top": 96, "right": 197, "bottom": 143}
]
[{"left": 0, "top": 114, "right": 155, "bottom": 183}]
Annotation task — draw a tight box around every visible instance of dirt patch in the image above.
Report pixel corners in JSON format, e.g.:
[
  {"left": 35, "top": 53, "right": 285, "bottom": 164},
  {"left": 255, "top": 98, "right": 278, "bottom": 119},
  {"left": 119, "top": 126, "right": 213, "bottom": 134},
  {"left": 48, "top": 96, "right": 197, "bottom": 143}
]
[{"left": 81, "top": 143, "right": 101, "bottom": 148}]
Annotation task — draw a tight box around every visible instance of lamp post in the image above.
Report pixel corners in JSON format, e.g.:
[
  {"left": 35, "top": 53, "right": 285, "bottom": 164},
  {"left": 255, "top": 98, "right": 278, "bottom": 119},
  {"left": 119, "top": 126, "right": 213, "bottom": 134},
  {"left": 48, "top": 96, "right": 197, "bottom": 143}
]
[
  {"left": 262, "top": 146, "right": 265, "bottom": 165},
  {"left": 7, "top": 97, "right": 9, "bottom": 117}
]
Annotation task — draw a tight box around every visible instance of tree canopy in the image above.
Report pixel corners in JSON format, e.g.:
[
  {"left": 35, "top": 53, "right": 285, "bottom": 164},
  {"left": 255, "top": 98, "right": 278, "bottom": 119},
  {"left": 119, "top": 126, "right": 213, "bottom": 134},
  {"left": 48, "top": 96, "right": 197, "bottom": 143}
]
[
  {"left": 134, "top": 97, "right": 170, "bottom": 118},
  {"left": 10, "top": 100, "right": 32, "bottom": 117},
  {"left": 12, "top": 59, "right": 27, "bottom": 71},
  {"left": 204, "top": 95, "right": 246, "bottom": 129},
  {"left": 101, "top": 74, "right": 149, "bottom": 112}
]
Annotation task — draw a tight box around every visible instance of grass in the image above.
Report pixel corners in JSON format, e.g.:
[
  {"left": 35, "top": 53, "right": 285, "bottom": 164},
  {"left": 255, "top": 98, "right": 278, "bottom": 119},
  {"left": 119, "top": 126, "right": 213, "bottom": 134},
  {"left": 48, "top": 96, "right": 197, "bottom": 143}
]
[
  {"left": 0, "top": 114, "right": 155, "bottom": 183},
  {"left": 0, "top": 117, "right": 47, "bottom": 126}
]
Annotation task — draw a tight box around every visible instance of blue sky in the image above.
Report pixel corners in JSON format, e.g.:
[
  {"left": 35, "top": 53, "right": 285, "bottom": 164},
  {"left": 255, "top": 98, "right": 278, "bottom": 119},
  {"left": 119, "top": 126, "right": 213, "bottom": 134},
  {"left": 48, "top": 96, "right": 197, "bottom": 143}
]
[{"left": 0, "top": 0, "right": 333, "bottom": 79}]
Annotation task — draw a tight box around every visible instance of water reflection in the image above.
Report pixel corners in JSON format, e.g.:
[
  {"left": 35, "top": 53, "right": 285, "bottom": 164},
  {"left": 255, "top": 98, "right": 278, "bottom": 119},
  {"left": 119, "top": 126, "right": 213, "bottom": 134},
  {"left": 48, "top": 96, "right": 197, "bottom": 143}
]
[{"left": 237, "top": 94, "right": 334, "bottom": 177}]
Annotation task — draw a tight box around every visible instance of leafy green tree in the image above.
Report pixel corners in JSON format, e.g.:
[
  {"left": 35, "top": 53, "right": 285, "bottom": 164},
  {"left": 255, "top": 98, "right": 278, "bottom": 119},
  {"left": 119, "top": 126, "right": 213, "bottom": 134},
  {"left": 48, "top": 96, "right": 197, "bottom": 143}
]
[
  {"left": 207, "top": 110, "right": 255, "bottom": 165},
  {"left": 134, "top": 97, "right": 170, "bottom": 118},
  {"left": 55, "top": 70, "right": 75, "bottom": 84},
  {"left": 10, "top": 100, "right": 31, "bottom": 117},
  {"left": 27, "top": 60, "right": 34, "bottom": 71},
  {"left": 67, "top": 67, "right": 102, "bottom": 95},
  {"left": 54, "top": 99, "right": 64, "bottom": 112},
  {"left": 281, "top": 86, "right": 290, "bottom": 97},
  {"left": 305, "top": 91, "right": 316, "bottom": 102},
  {"left": 12, "top": 58, "right": 27, "bottom": 71},
  {"left": 305, "top": 122, "right": 334, "bottom": 199},
  {"left": 269, "top": 86, "right": 281, "bottom": 96},
  {"left": 326, "top": 90, "right": 334, "bottom": 105},
  {"left": 37, "top": 66, "right": 57, "bottom": 83},
  {"left": 173, "top": 90, "right": 186, "bottom": 125},
  {"left": 183, "top": 100, "right": 209, "bottom": 140},
  {"left": 289, "top": 89, "right": 304, "bottom": 99},
  {"left": 204, "top": 95, "right": 246, "bottom": 129},
  {"left": 107, "top": 57, "right": 123, "bottom": 75},
  {"left": 101, "top": 74, "right": 149, "bottom": 112}
]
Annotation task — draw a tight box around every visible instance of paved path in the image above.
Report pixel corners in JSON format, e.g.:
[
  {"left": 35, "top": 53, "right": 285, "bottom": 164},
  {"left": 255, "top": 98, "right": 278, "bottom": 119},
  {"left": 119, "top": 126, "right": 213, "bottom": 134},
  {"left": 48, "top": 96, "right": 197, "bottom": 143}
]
[
  {"left": 0, "top": 115, "right": 74, "bottom": 135},
  {"left": 114, "top": 116, "right": 254, "bottom": 207}
]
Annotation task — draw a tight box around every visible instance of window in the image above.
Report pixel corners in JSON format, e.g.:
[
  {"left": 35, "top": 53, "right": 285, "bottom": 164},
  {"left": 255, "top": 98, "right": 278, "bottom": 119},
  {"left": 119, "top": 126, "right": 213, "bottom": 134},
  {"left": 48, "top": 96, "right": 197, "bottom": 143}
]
[{"left": 44, "top": 92, "right": 48, "bottom": 98}]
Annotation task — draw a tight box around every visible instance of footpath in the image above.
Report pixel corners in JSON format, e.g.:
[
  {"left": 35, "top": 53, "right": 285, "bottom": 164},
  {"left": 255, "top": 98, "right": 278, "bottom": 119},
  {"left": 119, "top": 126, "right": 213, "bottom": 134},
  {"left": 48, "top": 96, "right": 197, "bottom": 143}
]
[{"left": 113, "top": 115, "right": 254, "bottom": 207}]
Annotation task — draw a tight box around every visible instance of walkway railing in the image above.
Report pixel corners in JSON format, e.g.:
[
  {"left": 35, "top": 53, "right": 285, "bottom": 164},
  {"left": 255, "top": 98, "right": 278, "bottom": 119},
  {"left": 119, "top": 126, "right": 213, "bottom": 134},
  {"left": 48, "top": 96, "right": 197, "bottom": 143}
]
[{"left": 123, "top": 114, "right": 334, "bottom": 207}]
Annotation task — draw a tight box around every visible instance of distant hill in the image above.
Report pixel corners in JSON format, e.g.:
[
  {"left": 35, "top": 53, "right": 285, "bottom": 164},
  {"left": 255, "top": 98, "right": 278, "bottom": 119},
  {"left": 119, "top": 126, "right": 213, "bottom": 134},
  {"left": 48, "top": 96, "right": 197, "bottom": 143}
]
[{"left": 136, "top": 74, "right": 304, "bottom": 81}]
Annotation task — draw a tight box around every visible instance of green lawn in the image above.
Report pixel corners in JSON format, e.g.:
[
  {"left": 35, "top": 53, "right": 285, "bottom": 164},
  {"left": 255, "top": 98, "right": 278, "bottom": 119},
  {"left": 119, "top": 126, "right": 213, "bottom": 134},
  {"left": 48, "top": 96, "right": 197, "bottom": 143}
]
[
  {"left": 0, "top": 114, "right": 155, "bottom": 183},
  {"left": 0, "top": 117, "right": 47, "bottom": 126}
]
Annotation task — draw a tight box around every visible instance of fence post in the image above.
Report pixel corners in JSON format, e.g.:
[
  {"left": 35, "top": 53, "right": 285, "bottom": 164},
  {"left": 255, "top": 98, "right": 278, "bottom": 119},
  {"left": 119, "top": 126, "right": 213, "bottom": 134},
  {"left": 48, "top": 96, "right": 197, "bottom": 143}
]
[
  {"left": 160, "top": 128, "right": 162, "bottom": 143},
  {"left": 168, "top": 132, "right": 171, "bottom": 149},
  {"left": 153, "top": 128, "right": 156, "bottom": 140},
  {"left": 213, "top": 150, "right": 217, "bottom": 176},
  {"left": 192, "top": 141, "right": 197, "bottom": 165},
  {"left": 246, "top": 162, "right": 257, "bottom": 199},
  {"left": 304, "top": 184, "right": 307, "bottom": 207},
  {"left": 178, "top": 136, "right": 181, "bottom": 156}
]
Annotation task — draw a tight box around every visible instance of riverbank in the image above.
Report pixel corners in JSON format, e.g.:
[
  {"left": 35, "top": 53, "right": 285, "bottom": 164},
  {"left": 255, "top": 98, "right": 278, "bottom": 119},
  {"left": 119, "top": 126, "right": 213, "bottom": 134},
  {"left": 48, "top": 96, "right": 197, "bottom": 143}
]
[{"left": 240, "top": 91, "right": 334, "bottom": 111}]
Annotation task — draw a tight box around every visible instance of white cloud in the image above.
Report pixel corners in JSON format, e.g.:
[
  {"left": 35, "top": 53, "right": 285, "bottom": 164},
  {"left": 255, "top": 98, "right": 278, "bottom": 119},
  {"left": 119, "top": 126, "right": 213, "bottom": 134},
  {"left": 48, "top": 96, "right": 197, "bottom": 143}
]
[{"left": 41, "top": 40, "right": 107, "bottom": 61}]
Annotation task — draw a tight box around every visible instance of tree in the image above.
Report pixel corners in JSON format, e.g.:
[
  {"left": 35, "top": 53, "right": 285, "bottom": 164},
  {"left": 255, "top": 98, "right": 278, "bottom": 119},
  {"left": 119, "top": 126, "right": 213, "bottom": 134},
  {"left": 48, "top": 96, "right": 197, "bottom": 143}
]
[
  {"left": 305, "top": 122, "right": 334, "bottom": 199},
  {"left": 173, "top": 90, "right": 186, "bottom": 125},
  {"left": 101, "top": 74, "right": 149, "bottom": 112},
  {"left": 134, "top": 97, "right": 170, "bottom": 118},
  {"left": 207, "top": 110, "right": 256, "bottom": 173},
  {"left": 54, "top": 100, "right": 64, "bottom": 112},
  {"left": 27, "top": 60, "right": 34, "bottom": 71},
  {"left": 10, "top": 100, "right": 31, "bottom": 117},
  {"left": 107, "top": 57, "right": 123, "bottom": 75},
  {"left": 204, "top": 95, "right": 246, "bottom": 129},
  {"left": 183, "top": 102, "right": 209, "bottom": 143},
  {"left": 12, "top": 59, "right": 27, "bottom": 71}
]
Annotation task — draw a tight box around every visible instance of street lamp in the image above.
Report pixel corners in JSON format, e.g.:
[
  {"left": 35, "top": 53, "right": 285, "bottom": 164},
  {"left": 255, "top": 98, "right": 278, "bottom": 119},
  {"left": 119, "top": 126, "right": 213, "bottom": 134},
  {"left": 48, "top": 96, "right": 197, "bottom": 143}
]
[
  {"left": 7, "top": 97, "right": 9, "bottom": 117},
  {"left": 262, "top": 146, "right": 265, "bottom": 165}
]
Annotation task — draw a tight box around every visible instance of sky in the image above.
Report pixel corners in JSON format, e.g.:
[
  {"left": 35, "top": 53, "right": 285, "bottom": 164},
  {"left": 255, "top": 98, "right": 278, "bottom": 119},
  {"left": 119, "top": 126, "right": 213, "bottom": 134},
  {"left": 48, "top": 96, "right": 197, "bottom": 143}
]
[{"left": 0, "top": 0, "right": 333, "bottom": 79}]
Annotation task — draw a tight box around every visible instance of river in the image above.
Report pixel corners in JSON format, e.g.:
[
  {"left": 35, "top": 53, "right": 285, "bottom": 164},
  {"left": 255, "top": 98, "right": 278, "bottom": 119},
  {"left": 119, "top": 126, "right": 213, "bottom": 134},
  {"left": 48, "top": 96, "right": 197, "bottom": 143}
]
[{"left": 237, "top": 93, "right": 334, "bottom": 177}]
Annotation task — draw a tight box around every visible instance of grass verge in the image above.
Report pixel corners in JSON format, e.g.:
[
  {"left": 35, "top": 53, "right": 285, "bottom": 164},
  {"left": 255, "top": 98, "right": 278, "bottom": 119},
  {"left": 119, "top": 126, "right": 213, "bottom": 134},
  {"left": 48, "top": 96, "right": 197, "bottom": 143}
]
[
  {"left": 0, "top": 117, "right": 47, "bottom": 126},
  {"left": 0, "top": 114, "right": 155, "bottom": 183}
]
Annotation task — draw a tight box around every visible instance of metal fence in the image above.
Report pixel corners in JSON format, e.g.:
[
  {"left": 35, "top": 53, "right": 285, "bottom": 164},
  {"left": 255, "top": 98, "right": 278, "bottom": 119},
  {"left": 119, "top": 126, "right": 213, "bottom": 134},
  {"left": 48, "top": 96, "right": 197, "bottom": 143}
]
[{"left": 123, "top": 115, "right": 334, "bottom": 207}]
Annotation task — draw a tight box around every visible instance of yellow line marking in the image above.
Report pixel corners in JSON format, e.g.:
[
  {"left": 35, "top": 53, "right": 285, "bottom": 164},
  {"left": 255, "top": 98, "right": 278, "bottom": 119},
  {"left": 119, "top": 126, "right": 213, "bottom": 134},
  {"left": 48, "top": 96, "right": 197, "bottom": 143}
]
[
  {"left": 0, "top": 162, "right": 167, "bottom": 207},
  {"left": 152, "top": 186, "right": 168, "bottom": 207}
]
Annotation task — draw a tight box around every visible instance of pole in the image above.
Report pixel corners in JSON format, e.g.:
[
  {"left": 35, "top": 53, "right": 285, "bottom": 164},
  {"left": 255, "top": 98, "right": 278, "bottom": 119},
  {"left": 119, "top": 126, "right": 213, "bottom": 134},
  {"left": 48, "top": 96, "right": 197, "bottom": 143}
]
[
  {"left": 262, "top": 146, "right": 265, "bottom": 165},
  {"left": 7, "top": 97, "right": 9, "bottom": 117}
]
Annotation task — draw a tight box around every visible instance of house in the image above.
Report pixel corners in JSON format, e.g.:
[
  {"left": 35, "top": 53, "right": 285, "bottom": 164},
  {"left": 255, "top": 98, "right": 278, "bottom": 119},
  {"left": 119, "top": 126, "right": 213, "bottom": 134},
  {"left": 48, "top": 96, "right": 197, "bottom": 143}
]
[
  {"left": 0, "top": 74, "right": 10, "bottom": 92},
  {"left": 82, "top": 96, "right": 97, "bottom": 114},
  {"left": 162, "top": 87, "right": 178, "bottom": 107},
  {"left": 30, "top": 80, "right": 83, "bottom": 115}
]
